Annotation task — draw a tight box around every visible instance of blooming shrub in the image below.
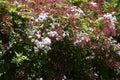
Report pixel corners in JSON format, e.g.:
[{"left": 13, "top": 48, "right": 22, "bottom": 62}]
[{"left": 0, "top": 0, "right": 120, "bottom": 80}]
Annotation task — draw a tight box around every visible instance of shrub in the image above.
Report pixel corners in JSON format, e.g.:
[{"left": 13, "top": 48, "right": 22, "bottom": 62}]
[{"left": 0, "top": 0, "right": 120, "bottom": 80}]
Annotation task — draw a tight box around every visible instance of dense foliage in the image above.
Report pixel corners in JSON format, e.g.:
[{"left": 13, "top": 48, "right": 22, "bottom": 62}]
[{"left": 0, "top": 0, "right": 120, "bottom": 80}]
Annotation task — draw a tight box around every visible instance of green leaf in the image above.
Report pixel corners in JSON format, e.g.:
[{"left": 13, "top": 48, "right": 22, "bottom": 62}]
[{"left": 11, "top": 52, "right": 29, "bottom": 66}]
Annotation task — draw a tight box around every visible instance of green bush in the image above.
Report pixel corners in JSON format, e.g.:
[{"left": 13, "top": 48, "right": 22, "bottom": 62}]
[{"left": 0, "top": 0, "right": 120, "bottom": 80}]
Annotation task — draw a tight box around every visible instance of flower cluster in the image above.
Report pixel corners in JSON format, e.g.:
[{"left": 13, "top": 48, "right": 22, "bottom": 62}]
[
  {"left": 98, "top": 13, "right": 117, "bottom": 36},
  {"left": 35, "top": 11, "right": 49, "bottom": 22},
  {"left": 74, "top": 32, "right": 89, "bottom": 45},
  {"left": 116, "top": 43, "right": 120, "bottom": 56},
  {"left": 70, "top": 6, "right": 85, "bottom": 18},
  {"left": 29, "top": 29, "right": 52, "bottom": 53},
  {"left": 33, "top": 37, "right": 51, "bottom": 53},
  {"left": 89, "top": 2, "right": 98, "bottom": 8},
  {"left": 99, "top": 13, "right": 116, "bottom": 29},
  {"left": 48, "top": 31, "right": 58, "bottom": 38}
]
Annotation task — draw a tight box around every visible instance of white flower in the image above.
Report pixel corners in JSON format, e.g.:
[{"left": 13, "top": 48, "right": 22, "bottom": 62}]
[
  {"left": 34, "top": 46, "right": 39, "bottom": 53},
  {"left": 40, "top": 24, "right": 44, "bottom": 28},
  {"left": 38, "top": 42, "right": 45, "bottom": 49},
  {"left": 34, "top": 40, "right": 44, "bottom": 49},
  {"left": 35, "top": 19, "right": 39, "bottom": 22},
  {"left": 42, "top": 37, "right": 51, "bottom": 45},
  {"left": 36, "top": 77, "right": 43, "bottom": 80},
  {"left": 116, "top": 43, "right": 120, "bottom": 56},
  {"left": 71, "top": 6, "right": 85, "bottom": 18},
  {"left": 117, "top": 51, "right": 120, "bottom": 56},
  {"left": 33, "top": 37, "right": 51, "bottom": 53},
  {"left": 62, "top": 75, "right": 67, "bottom": 80},
  {"left": 89, "top": 2, "right": 98, "bottom": 8},
  {"left": 31, "top": 32, "right": 52, "bottom": 53},
  {"left": 81, "top": 36, "right": 85, "bottom": 40},
  {"left": 48, "top": 31, "right": 58, "bottom": 37},
  {"left": 28, "top": 36, "right": 32, "bottom": 39},
  {"left": 44, "top": 46, "right": 51, "bottom": 51},
  {"left": 62, "top": 32, "right": 66, "bottom": 37},
  {"left": 31, "top": 17, "right": 34, "bottom": 20},
  {"left": 38, "top": 11, "right": 49, "bottom": 22},
  {"left": 34, "top": 40, "right": 42, "bottom": 48},
  {"left": 35, "top": 34, "right": 41, "bottom": 38},
  {"left": 34, "top": 40, "right": 40, "bottom": 45},
  {"left": 73, "top": 32, "right": 89, "bottom": 45},
  {"left": 103, "top": 13, "right": 116, "bottom": 21},
  {"left": 76, "top": 8, "right": 84, "bottom": 14},
  {"left": 50, "top": 23, "right": 55, "bottom": 28},
  {"left": 74, "top": 13, "right": 81, "bottom": 19},
  {"left": 31, "top": 39, "right": 35, "bottom": 42}
]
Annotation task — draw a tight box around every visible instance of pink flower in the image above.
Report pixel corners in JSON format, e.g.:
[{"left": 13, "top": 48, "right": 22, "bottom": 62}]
[
  {"left": 108, "top": 59, "right": 118, "bottom": 69},
  {"left": 99, "top": 13, "right": 116, "bottom": 29},
  {"left": 102, "top": 26, "right": 110, "bottom": 36},
  {"left": 111, "top": 29, "right": 116, "bottom": 36},
  {"left": 66, "top": 7, "right": 72, "bottom": 14},
  {"left": 22, "top": 0, "right": 27, "bottom": 4},
  {"left": 57, "top": 29, "right": 63, "bottom": 35},
  {"left": 91, "top": 43, "right": 98, "bottom": 49},
  {"left": 34, "top": 0, "right": 40, "bottom": 4},
  {"left": 3, "top": 43, "right": 9, "bottom": 50},
  {"left": 102, "top": 26, "right": 116, "bottom": 36},
  {"left": 104, "top": 52, "right": 110, "bottom": 58}
]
